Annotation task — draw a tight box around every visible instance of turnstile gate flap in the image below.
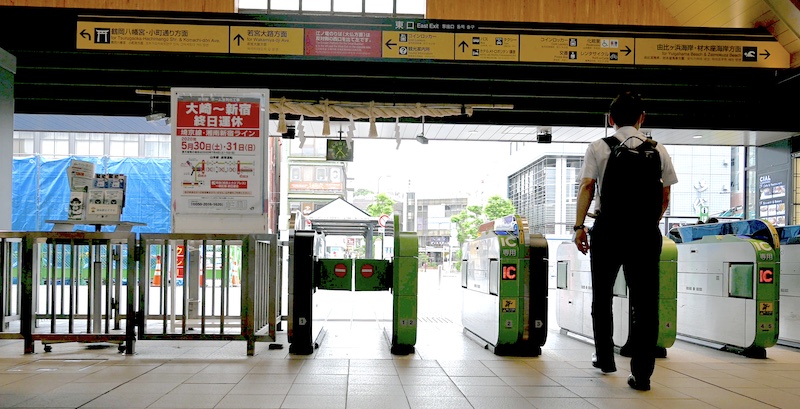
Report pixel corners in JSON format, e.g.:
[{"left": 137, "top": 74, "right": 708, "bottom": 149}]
[
  {"left": 354, "top": 259, "right": 390, "bottom": 291},
  {"left": 317, "top": 258, "right": 353, "bottom": 291}
]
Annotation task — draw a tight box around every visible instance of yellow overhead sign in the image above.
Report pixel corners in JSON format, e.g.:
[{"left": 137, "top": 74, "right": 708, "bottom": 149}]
[
  {"left": 75, "top": 19, "right": 790, "bottom": 69},
  {"left": 382, "top": 31, "right": 454, "bottom": 60},
  {"left": 520, "top": 35, "right": 635, "bottom": 64},
  {"left": 455, "top": 33, "right": 519, "bottom": 61},
  {"left": 229, "top": 26, "right": 304, "bottom": 55},
  {"left": 77, "top": 21, "right": 229, "bottom": 53},
  {"left": 635, "top": 38, "right": 789, "bottom": 68}
]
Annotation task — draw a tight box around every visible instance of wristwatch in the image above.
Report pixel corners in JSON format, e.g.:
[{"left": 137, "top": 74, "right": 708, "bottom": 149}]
[{"left": 573, "top": 224, "right": 585, "bottom": 231}]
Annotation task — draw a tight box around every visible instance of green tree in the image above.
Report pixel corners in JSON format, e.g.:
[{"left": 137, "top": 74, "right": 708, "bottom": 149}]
[
  {"left": 418, "top": 252, "right": 430, "bottom": 268},
  {"left": 451, "top": 205, "right": 483, "bottom": 246},
  {"left": 354, "top": 188, "right": 372, "bottom": 197},
  {"left": 366, "top": 193, "right": 395, "bottom": 217},
  {"left": 484, "top": 195, "right": 516, "bottom": 220}
]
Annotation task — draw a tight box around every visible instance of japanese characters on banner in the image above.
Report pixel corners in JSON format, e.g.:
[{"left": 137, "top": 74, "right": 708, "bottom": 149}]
[{"left": 172, "top": 89, "right": 267, "bottom": 215}]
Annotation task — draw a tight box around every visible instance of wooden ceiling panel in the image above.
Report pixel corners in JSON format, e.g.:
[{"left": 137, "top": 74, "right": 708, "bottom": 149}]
[
  {"left": 731, "top": 3, "right": 774, "bottom": 28},
  {"left": 674, "top": 0, "right": 726, "bottom": 26},
  {"left": 662, "top": 0, "right": 800, "bottom": 68}
]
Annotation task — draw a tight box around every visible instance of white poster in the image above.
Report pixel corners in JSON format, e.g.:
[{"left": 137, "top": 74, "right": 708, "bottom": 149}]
[{"left": 171, "top": 89, "right": 268, "bottom": 215}]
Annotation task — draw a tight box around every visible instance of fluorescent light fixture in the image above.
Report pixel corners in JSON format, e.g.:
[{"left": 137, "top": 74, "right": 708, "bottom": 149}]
[
  {"left": 146, "top": 112, "right": 166, "bottom": 122},
  {"left": 693, "top": 134, "right": 703, "bottom": 139},
  {"left": 416, "top": 134, "right": 429, "bottom": 144}
]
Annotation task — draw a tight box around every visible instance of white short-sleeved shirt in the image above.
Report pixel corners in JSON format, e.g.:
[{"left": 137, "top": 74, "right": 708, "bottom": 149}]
[{"left": 579, "top": 126, "right": 678, "bottom": 213}]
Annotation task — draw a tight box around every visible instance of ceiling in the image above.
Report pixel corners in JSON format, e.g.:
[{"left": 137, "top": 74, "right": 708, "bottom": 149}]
[{"left": 0, "top": 4, "right": 799, "bottom": 147}]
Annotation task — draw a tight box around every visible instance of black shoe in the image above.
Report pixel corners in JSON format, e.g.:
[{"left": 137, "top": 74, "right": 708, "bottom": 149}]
[
  {"left": 627, "top": 374, "right": 651, "bottom": 391},
  {"left": 591, "top": 353, "right": 617, "bottom": 373}
]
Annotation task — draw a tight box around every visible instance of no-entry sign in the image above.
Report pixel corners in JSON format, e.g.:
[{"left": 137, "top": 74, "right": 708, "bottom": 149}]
[
  {"left": 334, "top": 263, "right": 348, "bottom": 278},
  {"left": 361, "top": 264, "right": 374, "bottom": 278}
]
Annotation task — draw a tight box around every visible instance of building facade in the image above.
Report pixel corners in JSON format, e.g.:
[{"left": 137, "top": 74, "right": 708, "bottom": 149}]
[{"left": 506, "top": 144, "right": 744, "bottom": 237}]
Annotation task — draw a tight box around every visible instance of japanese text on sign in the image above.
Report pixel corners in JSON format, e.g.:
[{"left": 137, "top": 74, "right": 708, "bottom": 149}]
[{"left": 173, "top": 92, "right": 266, "bottom": 215}]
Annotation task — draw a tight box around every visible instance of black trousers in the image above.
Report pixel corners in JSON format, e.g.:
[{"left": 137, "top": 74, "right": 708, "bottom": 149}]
[{"left": 589, "top": 218, "right": 662, "bottom": 380}]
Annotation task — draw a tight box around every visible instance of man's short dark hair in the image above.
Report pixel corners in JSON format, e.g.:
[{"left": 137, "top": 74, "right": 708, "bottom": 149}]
[{"left": 609, "top": 92, "right": 644, "bottom": 127}]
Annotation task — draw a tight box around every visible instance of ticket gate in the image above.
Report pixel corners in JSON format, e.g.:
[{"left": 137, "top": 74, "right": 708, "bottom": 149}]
[
  {"left": 772, "top": 225, "right": 800, "bottom": 347},
  {"left": 674, "top": 219, "right": 780, "bottom": 358},
  {"left": 556, "top": 236, "right": 678, "bottom": 356},
  {"left": 460, "top": 215, "right": 548, "bottom": 356},
  {"left": 288, "top": 216, "right": 418, "bottom": 355}
]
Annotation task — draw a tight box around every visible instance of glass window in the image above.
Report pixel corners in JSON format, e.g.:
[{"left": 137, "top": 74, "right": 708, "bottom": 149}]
[
  {"left": 303, "top": 0, "right": 332, "bottom": 12},
  {"left": 396, "top": 0, "right": 425, "bottom": 14},
  {"left": 144, "top": 135, "right": 171, "bottom": 158},
  {"left": 40, "top": 132, "right": 69, "bottom": 158},
  {"left": 238, "top": 0, "right": 267, "bottom": 8},
  {"left": 747, "top": 168, "right": 757, "bottom": 219},
  {"left": 289, "top": 137, "right": 326, "bottom": 157},
  {"left": 365, "top": 0, "right": 393, "bottom": 13},
  {"left": 74, "top": 133, "right": 105, "bottom": 156},
  {"left": 13, "top": 131, "right": 35, "bottom": 156},
  {"left": 271, "top": 0, "right": 300, "bottom": 10},
  {"left": 334, "top": 0, "right": 362, "bottom": 13},
  {"left": 109, "top": 134, "right": 140, "bottom": 157}
]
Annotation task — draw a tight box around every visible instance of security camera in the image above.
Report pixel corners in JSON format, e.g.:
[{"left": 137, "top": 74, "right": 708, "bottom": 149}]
[
  {"left": 146, "top": 113, "right": 166, "bottom": 122},
  {"left": 282, "top": 125, "right": 296, "bottom": 139}
]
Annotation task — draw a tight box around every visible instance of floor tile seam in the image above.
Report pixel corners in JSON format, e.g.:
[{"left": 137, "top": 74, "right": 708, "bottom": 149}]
[
  {"left": 632, "top": 368, "right": 792, "bottom": 407},
  {"left": 662, "top": 365, "right": 781, "bottom": 393},
  {"left": 215, "top": 387, "right": 290, "bottom": 408},
  {"left": 71, "top": 360, "right": 188, "bottom": 408}
]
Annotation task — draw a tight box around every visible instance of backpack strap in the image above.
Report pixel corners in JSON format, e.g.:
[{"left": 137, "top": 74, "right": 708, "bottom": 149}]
[
  {"left": 602, "top": 136, "right": 620, "bottom": 149},
  {"left": 604, "top": 135, "right": 659, "bottom": 151}
]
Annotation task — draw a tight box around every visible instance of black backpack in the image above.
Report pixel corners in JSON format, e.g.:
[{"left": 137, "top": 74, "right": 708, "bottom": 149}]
[{"left": 599, "top": 135, "right": 663, "bottom": 224}]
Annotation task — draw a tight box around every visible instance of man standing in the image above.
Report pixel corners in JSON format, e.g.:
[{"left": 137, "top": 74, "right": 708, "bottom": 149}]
[{"left": 573, "top": 92, "right": 678, "bottom": 391}]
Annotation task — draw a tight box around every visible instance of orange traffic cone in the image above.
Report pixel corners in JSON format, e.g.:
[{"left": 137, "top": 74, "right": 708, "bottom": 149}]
[
  {"left": 152, "top": 255, "right": 162, "bottom": 286},
  {"left": 230, "top": 260, "right": 240, "bottom": 287}
]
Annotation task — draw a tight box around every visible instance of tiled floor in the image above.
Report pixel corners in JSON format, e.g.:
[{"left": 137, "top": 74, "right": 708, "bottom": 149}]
[{"left": 2, "top": 272, "right": 800, "bottom": 408}]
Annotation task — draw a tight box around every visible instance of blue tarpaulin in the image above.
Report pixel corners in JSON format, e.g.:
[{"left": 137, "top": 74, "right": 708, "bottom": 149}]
[
  {"left": 12, "top": 156, "right": 171, "bottom": 233},
  {"left": 676, "top": 219, "right": 778, "bottom": 248}
]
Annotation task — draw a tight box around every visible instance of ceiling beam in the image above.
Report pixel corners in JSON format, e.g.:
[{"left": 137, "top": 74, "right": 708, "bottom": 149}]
[{"left": 764, "top": 0, "right": 800, "bottom": 40}]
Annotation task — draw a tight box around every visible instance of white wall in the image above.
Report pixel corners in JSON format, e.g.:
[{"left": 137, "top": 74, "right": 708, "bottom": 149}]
[{"left": 0, "top": 47, "right": 15, "bottom": 230}]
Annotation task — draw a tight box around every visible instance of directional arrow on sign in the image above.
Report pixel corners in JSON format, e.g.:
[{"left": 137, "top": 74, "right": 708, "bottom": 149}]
[
  {"left": 622, "top": 45, "right": 632, "bottom": 56},
  {"left": 458, "top": 40, "right": 469, "bottom": 52},
  {"left": 385, "top": 39, "right": 397, "bottom": 49},
  {"left": 760, "top": 49, "right": 771, "bottom": 59},
  {"left": 80, "top": 29, "right": 91, "bottom": 41},
  {"left": 233, "top": 33, "right": 244, "bottom": 46}
]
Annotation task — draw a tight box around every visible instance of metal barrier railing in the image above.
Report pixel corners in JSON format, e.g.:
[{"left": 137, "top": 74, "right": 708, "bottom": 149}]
[
  {"left": 137, "top": 233, "right": 278, "bottom": 355},
  {"left": 13, "top": 231, "right": 137, "bottom": 354},
  {"left": 0, "top": 232, "right": 280, "bottom": 356},
  {"left": 0, "top": 232, "right": 23, "bottom": 341}
]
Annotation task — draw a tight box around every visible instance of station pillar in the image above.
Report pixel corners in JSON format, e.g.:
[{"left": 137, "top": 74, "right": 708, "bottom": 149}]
[{"left": 0, "top": 47, "right": 15, "bottom": 230}]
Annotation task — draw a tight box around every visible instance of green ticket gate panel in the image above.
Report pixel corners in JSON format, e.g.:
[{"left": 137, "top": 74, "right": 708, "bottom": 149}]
[
  {"left": 462, "top": 215, "right": 548, "bottom": 356},
  {"left": 658, "top": 237, "right": 678, "bottom": 349},
  {"left": 612, "top": 236, "right": 678, "bottom": 355},
  {"left": 354, "top": 259, "right": 391, "bottom": 291},
  {"left": 391, "top": 220, "right": 417, "bottom": 355},
  {"left": 316, "top": 258, "right": 352, "bottom": 291}
]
